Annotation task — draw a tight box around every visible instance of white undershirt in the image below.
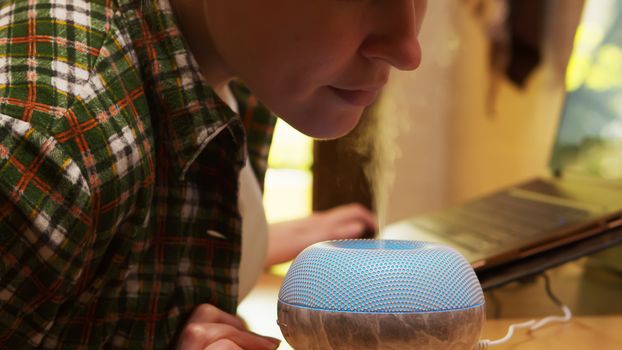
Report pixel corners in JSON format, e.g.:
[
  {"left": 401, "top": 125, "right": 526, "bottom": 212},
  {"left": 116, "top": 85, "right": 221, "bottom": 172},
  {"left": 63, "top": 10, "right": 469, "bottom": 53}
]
[{"left": 216, "top": 85, "right": 269, "bottom": 303}]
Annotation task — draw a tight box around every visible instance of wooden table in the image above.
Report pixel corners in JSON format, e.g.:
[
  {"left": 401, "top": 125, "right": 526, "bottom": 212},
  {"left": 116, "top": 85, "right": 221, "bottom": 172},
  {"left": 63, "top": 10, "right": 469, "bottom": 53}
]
[{"left": 238, "top": 273, "right": 622, "bottom": 350}]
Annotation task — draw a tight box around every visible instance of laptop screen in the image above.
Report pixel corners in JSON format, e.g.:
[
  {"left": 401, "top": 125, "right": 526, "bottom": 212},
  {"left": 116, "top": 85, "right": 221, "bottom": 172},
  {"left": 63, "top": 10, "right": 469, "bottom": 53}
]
[{"left": 550, "top": 0, "right": 622, "bottom": 180}]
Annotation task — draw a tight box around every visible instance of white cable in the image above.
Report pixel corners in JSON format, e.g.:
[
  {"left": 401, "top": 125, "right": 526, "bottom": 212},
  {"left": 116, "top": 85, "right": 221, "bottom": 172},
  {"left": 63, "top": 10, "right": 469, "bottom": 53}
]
[
  {"left": 529, "top": 305, "right": 572, "bottom": 331},
  {"left": 475, "top": 273, "right": 573, "bottom": 349},
  {"left": 476, "top": 319, "right": 536, "bottom": 349}
]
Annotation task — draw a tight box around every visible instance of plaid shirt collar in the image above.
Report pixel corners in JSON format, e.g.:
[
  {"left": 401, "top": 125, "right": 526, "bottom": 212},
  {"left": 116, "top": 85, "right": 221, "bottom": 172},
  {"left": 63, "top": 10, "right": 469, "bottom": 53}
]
[{"left": 118, "top": 0, "right": 244, "bottom": 179}]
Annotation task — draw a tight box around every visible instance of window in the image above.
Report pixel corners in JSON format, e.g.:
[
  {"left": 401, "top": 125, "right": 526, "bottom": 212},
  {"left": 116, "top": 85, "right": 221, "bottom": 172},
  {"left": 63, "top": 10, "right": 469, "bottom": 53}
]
[{"left": 263, "top": 120, "right": 314, "bottom": 223}]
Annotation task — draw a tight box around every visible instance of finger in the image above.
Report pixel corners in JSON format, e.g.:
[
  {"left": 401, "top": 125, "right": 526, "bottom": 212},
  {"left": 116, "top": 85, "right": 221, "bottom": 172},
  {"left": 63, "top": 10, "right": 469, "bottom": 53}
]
[
  {"left": 203, "top": 339, "right": 243, "bottom": 350},
  {"left": 334, "top": 221, "right": 367, "bottom": 239},
  {"left": 187, "top": 304, "right": 246, "bottom": 330},
  {"left": 202, "top": 324, "right": 280, "bottom": 350},
  {"left": 338, "top": 204, "right": 378, "bottom": 232},
  {"left": 177, "top": 323, "right": 215, "bottom": 350},
  {"left": 178, "top": 324, "right": 280, "bottom": 350}
]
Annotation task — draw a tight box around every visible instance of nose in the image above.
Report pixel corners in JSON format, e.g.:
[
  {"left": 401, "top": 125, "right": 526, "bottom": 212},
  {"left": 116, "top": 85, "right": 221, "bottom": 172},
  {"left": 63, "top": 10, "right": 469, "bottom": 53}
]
[{"left": 360, "top": 0, "right": 426, "bottom": 71}]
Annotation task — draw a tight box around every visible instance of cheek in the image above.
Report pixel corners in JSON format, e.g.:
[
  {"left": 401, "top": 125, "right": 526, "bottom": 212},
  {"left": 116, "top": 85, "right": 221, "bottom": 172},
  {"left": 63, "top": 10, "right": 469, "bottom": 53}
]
[
  {"left": 257, "top": 23, "right": 362, "bottom": 85},
  {"left": 246, "top": 45, "right": 353, "bottom": 118},
  {"left": 267, "top": 43, "right": 362, "bottom": 107}
]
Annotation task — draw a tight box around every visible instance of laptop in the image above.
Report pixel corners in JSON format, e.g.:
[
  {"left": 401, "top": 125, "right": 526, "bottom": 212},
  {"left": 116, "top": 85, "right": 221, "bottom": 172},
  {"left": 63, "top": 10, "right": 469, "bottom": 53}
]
[{"left": 381, "top": 0, "right": 622, "bottom": 282}]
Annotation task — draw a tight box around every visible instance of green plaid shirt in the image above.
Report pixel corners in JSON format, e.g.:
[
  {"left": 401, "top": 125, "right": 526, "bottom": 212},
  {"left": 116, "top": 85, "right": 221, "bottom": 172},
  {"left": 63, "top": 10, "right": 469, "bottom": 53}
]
[{"left": 0, "top": 0, "right": 276, "bottom": 347}]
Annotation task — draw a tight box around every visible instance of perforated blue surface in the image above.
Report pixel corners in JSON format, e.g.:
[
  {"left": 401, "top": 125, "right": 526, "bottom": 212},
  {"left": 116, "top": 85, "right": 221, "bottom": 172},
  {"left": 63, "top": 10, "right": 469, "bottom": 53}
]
[{"left": 278, "top": 240, "right": 484, "bottom": 313}]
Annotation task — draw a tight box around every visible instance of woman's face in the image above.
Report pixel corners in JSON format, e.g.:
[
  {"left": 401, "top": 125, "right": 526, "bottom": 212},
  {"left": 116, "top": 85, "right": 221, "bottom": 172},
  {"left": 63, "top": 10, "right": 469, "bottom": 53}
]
[{"left": 202, "top": 0, "right": 426, "bottom": 139}]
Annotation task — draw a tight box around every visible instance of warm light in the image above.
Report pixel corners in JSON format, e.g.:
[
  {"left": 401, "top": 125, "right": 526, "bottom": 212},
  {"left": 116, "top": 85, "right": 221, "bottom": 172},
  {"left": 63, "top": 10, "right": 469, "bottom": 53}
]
[{"left": 263, "top": 119, "right": 313, "bottom": 223}]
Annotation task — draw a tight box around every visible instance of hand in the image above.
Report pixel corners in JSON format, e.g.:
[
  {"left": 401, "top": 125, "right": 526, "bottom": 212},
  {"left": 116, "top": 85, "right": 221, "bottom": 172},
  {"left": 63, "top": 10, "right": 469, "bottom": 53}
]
[
  {"left": 266, "top": 203, "right": 378, "bottom": 266},
  {"left": 307, "top": 203, "right": 378, "bottom": 240},
  {"left": 176, "top": 304, "right": 281, "bottom": 350}
]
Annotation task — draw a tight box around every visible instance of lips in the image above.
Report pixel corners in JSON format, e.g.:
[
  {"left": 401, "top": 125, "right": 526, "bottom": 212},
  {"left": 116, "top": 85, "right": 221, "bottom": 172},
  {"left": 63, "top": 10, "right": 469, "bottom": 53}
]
[{"left": 329, "top": 86, "right": 381, "bottom": 107}]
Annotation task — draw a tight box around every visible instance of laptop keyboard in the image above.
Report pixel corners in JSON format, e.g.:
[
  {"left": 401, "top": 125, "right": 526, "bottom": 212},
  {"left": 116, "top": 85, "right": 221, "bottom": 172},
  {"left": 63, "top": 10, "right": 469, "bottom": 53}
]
[{"left": 412, "top": 192, "right": 592, "bottom": 252}]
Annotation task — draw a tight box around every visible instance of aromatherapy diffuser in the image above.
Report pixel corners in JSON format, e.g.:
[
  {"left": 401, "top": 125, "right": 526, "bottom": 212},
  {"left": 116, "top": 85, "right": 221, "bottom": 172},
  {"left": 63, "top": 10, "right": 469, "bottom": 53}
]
[{"left": 277, "top": 240, "right": 485, "bottom": 350}]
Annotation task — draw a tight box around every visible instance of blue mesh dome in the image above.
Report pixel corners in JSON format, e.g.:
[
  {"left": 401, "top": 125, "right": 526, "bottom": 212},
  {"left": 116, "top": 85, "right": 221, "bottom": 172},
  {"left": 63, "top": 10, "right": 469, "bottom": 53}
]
[{"left": 278, "top": 240, "right": 484, "bottom": 314}]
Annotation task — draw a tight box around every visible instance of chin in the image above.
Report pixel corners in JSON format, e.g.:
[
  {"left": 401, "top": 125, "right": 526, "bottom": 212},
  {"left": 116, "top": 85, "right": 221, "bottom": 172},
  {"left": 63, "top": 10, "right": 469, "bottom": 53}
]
[{"left": 284, "top": 107, "right": 364, "bottom": 140}]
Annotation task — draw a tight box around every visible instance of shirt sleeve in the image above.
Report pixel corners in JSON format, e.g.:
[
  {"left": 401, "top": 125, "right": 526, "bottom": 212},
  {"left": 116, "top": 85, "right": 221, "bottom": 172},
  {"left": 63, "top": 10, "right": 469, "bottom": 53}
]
[{"left": 0, "top": 114, "right": 92, "bottom": 347}]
